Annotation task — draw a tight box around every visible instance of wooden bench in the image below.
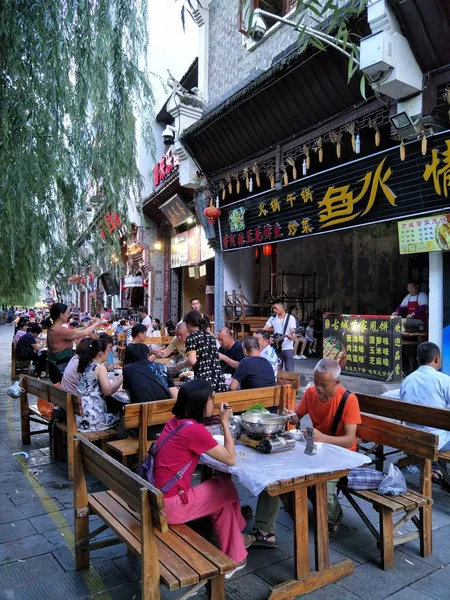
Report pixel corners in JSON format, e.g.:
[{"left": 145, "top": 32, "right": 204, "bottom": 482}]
[
  {"left": 19, "top": 376, "right": 119, "bottom": 480},
  {"left": 144, "top": 335, "right": 174, "bottom": 346},
  {"left": 341, "top": 414, "right": 438, "bottom": 570},
  {"left": 357, "top": 392, "right": 450, "bottom": 486},
  {"left": 74, "top": 434, "right": 234, "bottom": 599},
  {"left": 107, "top": 385, "right": 291, "bottom": 467},
  {"left": 11, "top": 342, "right": 32, "bottom": 380}
]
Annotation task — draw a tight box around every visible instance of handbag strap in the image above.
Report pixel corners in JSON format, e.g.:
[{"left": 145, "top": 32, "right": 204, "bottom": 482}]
[
  {"left": 330, "top": 390, "right": 351, "bottom": 437},
  {"left": 152, "top": 420, "right": 194, "bottom": 494}
]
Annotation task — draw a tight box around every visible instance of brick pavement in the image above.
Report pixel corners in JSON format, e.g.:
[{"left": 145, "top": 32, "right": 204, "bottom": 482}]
[{"left": 0, "top": 323, "right": 449, "bottom": 599}]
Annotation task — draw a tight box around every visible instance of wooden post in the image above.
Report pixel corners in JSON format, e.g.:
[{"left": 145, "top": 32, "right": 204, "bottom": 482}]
[
  {"left": 11, "top": 343, "right": 16, "bottom": 380},
  {"left": 140, "top": 488, "right": 161, "bottom": 600},
  {"left": 138, "top": 403, "right": 150, "bottom": 465},
  {"left": 419, "top": 458, "right": 433, "bottom": 557},
  {"left": 313, "top": 482, "right": 330, "bottom": 571},
  {"left": 379, "top": 508, "right": 394, "bottom": 570},
  {"left": 66, "top": 394, "right": 77, "bottom": 481},
  {"left": 19, "top": 377, "right": 30, "bottom": 445},
  {"left": 207, "top": 574, "right": 226, "bottom": 600},
  {"left": 292, "top": 486, "right": 310, "bottom": 579},
  {"left": 74, "top": 439, "right": 90, "bottom": 570}
]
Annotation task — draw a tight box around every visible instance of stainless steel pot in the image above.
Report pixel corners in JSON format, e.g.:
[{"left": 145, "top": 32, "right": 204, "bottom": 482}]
[{"left": 240, "top": 412, "right": 285, "bottom": 437}]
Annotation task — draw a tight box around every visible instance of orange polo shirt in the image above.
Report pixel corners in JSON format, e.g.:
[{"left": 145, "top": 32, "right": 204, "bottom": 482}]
[{"left": 296, "top": 385, "right": 361, "bottom": 451}]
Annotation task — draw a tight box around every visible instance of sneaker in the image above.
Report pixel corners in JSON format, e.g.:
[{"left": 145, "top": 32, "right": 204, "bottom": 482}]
[
  {"left": 299, "top": 355, "right": 307, "bottom": 359},
  {"left": 293, "top": 355, "right": 302, "bottom": 360},
  {"left": 225, "top": 558, "right": 247, "bottom": 579},
  {"left": 308, "top": 349, "right": 312, "bottom": 354}
]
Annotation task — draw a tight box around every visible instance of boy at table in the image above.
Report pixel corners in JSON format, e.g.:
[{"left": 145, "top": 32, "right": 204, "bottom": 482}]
[{"left": 252, "top": 358, "right": 361, "bottom": 547}]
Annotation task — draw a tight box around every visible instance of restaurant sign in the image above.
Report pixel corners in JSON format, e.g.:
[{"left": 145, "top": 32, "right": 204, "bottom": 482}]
[
  {"left": 171, "top": 225, "right": 216, "bottom": 268},
  {"left": 398, "top": 213, "right": 450, "bottom": 254},
  {"left": 323, "top": 314, "right": 402, "bottom": 382},
  {"left": 123, "top": 275, "right": 143, "bottom": 288},
  {"left": 219, "top": 131, "right": 450, "bottom": 251}
]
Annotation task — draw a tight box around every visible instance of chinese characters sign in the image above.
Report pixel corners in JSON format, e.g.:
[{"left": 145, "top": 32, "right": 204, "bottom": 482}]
[
  {"left": 219, "top": 132, "right": 450, "bottom": 251},
  {"left": 160, "top": 194, "right": 192, "bottom": 228},
  {"left": 398, "top": 213, "right": 450, "bottom": 254},
  {"left": 153, "top": 149, "right": 180, "bottom": 187},
  {"left": 171, "top": 226, "right": 215, "bottom": 268},
  {"left": 323, "top": 314, "right": 402, "bottom": 382}
]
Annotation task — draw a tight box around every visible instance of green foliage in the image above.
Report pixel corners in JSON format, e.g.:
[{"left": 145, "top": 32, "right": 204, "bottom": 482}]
[{"left": 0, "top": 0, "right": 155, "bottom": 304}]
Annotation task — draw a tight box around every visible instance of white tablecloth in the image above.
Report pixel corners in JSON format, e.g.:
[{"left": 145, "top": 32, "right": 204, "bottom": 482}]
[{"left": 200, "top": 440, "right": 371, "bottom": 496}]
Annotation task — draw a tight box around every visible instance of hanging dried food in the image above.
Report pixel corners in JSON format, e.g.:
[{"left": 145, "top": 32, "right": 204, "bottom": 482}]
[
  {"left": 280, "top": 163, "right": 288, "bottom": 186},
  {"left": 243, "top": 167, "right": 250, "bottom": 190},
  {"left": 225, "top": 174, "right": 232, "bottom": 195},
  {"left": 313, "top": 136, "right": 323, "bottom": 163},
  {"left": 400, "top": 139, "right": 406, "bottom": 161},
  {"left": 266, "top": 166, "right": 275, "bottom": 189},
  {"left": 252, "top": 163, "right": 261, "bottom": 187},
  {"left": 219, "top": 181, "right": 226, "bottom": 201},
  {"left": 345, "top": 122, "right": 357, "bottom": 153},
  {"left": 231, "top": 173, "right": 240, "bottom": 194},
  {"left": 369, "top": 119, "right": 380, "bottom": 147},
  {"left": 416, "top": 125, "right": 427, "bottom": 156},
  {"left": 444, "top": 87, "right": 450, "bottom": 122},
  {"left": 286, "top": 157, "right": 297, "bottom": 180},
  {"left": 329, "top": 131, "right": 343, "bottom": 159}
]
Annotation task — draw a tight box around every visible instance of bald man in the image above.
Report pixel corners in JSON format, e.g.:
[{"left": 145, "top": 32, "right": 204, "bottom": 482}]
[
  {"left": 153, "top": 322, "right": 189, "bottom": 370},
  {"left": 217, "top": 327, "right": 244, "bottom": 376}
]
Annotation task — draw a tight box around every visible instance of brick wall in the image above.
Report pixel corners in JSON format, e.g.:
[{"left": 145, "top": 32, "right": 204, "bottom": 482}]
[{"left": 142, "top": 217, "right": 165, "bottom": 321}]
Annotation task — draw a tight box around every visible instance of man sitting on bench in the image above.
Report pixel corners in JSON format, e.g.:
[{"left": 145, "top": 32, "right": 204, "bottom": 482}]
[
  {"left": 400, "top": 342, "right": 450, "bottom": 458},
  {"left": 251, "top": 358, "right": 361, "bottom": 548}
]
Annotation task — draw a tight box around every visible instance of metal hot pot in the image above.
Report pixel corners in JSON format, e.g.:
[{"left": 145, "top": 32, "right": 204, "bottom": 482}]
[{"left": 240, "top": 412, "right": 285, "bottom": 437}]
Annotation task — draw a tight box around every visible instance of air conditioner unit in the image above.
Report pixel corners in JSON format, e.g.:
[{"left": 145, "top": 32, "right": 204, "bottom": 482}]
[{"left": 360, "top": 31, "right": 422, "bottom": 100}]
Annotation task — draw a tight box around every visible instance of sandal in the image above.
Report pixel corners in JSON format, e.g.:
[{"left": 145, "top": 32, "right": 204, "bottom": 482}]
[
  {"left": 251, "top": 529, "right": 277, "bottom": 548},
  {"left": 242, "top": 533, "right": 256, "bottom": 548}
]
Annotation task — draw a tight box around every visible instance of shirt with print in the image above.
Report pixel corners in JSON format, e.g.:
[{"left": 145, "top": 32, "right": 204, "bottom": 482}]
[
  {"left": 296, "top": 385, "right": 361, "bottom": 451},
  {"left": 154, "top": 417, "right": 217, "bottom": 498},
  {"left": 260, "top": 345, "right": 278, "bottom": 377},
  {"left": 400, "top": 365, "right": 450, "bottom": 450},
  {"left": 232, "top": 356, "right": 276, "bottom": 390},
  {"left": 185, "top": 330, "right": 226, "bottom": 392},
  {"left": 123, "top": 360, "right": 174, "bottom": 404},
  {"left": 16, "top": 333, "right": 37, "bottom": 358},
  {"left": 265, "top": 314, "right": 297, "bottom": 351}
]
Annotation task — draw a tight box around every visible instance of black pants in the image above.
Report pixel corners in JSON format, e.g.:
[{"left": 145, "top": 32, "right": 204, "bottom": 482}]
[{"left": 17, "top": 352, "right": 47, "bottom": 374}]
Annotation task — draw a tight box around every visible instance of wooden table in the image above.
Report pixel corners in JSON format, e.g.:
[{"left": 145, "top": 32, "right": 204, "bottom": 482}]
[
  {"left": 265, "top": 469, "right": 353, "bottom": 600},
  {"left": 200, "top": 441, "right": 369, "bottom": 599}
]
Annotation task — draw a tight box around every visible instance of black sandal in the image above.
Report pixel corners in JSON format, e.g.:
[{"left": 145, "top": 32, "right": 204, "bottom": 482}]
[{"left": 252, "top": 529, "right": 278, "bottom": 548}]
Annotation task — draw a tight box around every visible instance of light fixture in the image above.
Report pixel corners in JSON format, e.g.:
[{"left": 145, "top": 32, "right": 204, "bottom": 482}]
[
  {"left": 302, "top": 159, "right": 307, "bottom": 176},
  {"left": 154, "top": 241, "right": 162, "bottom": 251},
  {"left": 263, "top": 244, "right": 272, "bottom": 257},
  {"left": 249, "top": 177, "right": 253, "bottom": 193},
  {"left": 355, "top": 134, "right": 361, "bottom": 154},
  {"left": 389, "top": 111, "right": 414, "bottom": 132},
  {"left": 187, "top": 216, "right": 194, "bottom": 224}
]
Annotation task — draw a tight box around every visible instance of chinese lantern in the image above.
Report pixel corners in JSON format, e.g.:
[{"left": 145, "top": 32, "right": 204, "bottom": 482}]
[
  {"left": 68, "top": 277, "right": 74, "bottom": 285},
  {"left": 121, "top": 285, "right": 126, "bottom": 291},
  {"left": 203, "top": 202, "right": 221, "bottom": 225},
  {"left": 255, "top": 247, "right": 259, "bottom": 260},
  {"left": 74, "top": 274, "right": 81, "bottom": 284},
  {"left": 88, "top": 273, "right": 94, "bottom": 283},
  {"left": 263, "top": 244, "right": 272, "bottom": 256},
  {"left": 143, "top": 281, "right": 149, "bottom": 288},
  {"left": 80, "top": 278, "right": 86, "bottom": 286}
]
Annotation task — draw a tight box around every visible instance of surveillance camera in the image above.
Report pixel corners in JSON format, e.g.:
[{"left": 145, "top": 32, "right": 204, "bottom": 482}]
[
  {"left": 249, "top": 10, "right": 267, "bottom": 42},
  {"left": 162, "top": 125, "right": 176, "bottom": 146}
]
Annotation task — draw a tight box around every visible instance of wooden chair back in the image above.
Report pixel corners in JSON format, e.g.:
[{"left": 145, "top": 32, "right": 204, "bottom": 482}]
[
  {"left": 20, "top": 375, "right": 83, "bottom": 416},
  {"left": 122, "top": 398, "right": 176, "bottom": 431},
  {"left": 357, "top": 393, "right": 450, "bottom": 431},
  {"left": 144, "top": 336, "right": 173, "bottom": 345},
  {"left": 116, "top": 333, "right": 127, "bottom": 345},
  {"left": 277, "top": 370, "right": 300, "bottom": 391},
  {"left": 74, "top": 434, "right": 168, "bottom": 533},
  {"left": 357, "top": 414, "right": 438, "bottom": 462}
]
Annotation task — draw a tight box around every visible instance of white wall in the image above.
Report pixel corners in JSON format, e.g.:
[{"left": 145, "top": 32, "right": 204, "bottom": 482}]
[{"left": 223, "top": 248, "right": 257, "bottom": 305}]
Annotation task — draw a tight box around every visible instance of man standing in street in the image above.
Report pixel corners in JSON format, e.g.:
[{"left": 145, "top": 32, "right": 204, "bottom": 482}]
[
  {"left": 217, "top": 328, "right": 244, "bottom": 376},
  {"left": 139, "top": 308, "right": 153, "bottom": 336},
  {"left": 251, "top": 358, "right": 361, "bottom": 548},
  {"left": 400, "top": 342, "right": 450, "bottom": 453},
  {"left": 229, "top": 336, "right": 275, "bottom": 391},
  {"left": 264, "top": 298, "right": 296, "bottom": 372}
]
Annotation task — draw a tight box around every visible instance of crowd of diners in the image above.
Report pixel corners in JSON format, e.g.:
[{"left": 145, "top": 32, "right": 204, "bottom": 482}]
[{"left": 13, "top": 295, "right": 450, "bottom": 578}]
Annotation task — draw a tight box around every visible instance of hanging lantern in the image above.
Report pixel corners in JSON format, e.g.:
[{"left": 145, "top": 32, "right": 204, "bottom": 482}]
[
  {"left": 143, "top": 281, "right": 149, "bottom": 288},
  {"left": 68, "top": 277, "right": 74, "bottom": 285},
  {"left": 121, "top": 285, "right": 126, "bottom": 291},
  {"left": 255, "top": 247, "right": 259, "bottom": 260},
  {"left": 88, "top": 273, "right": 94, "bottom": 283},
  {"left": 203, "top": 202, "right": 221, "bottom": 224},
  {"left": 263, "top": 244, "right": 272, "bottom": 256},
  {"left": 80, "top": 278, "right": 86, "bottom": 286},
  {"left": 74, "top": 274, "right": 81, "bottom": 284}
]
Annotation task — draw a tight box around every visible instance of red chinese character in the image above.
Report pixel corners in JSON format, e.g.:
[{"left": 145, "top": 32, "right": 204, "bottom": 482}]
[
  {"left": 105, "top": 212, "right": 116, "bottom": 234},
  {"left": 246, "top": 230, "right": 254, "bottom": 244},
  {"left": 99, "top": 228, "right": 106, "bottom": 240},
  {"left": 229, "top": 234, "right": 236, "bottom": 248},
  {"left": 408, "top": 222, "right": 414, "bottom": 228},
  {"left": 254, "top": 226, "right": 263, "bottom": 243},
  {"left": 159, "top": 157, "right": 166, "bottom": 180},
  {"left": 237, "top": 233, "right": 245, "bottom": 246},
  {"left": 153, "top": 164, "right": 160, "bottom": 187},
  {"left": 263, "top": 224, "right": 272, "bottom": 240},
  {"left": 113, "top": 213, "right": 122, "bottom": 227},
  {"left": 416, "top": 221, "right": 422, "bottom": 227},
  {"left": 273, "top": 223, "right": 282, "bottom": 239},
  {"left": 401, "top": 223, "right": 407, "bottom": 229},
  {"left": 222, "top": 235, "right": 229, "bottom": 249}
]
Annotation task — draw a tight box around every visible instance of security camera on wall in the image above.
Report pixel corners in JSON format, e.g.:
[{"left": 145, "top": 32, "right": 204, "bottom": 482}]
[
  {"left": 249, "top": 10, "right": 267, "bottom": 42},
  {"left": 162, "top": 125, "right": 176, "bottom": 146}
]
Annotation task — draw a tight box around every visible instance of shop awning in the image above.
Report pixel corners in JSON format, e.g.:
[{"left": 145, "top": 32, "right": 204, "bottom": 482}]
[
  {"left": 182, "top": 16, "right": 372, "bottom": 177},
  {"left": 142, "top": 171, "right": 195, "bottom": 224}
]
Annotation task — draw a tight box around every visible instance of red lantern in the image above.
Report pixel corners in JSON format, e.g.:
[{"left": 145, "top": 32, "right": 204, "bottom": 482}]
[
  {"left": 263, "top": 244, "right": 272, "bottom": 256},
  {"left": 68, "top": 277, "right": 74, "bottom": 285},
  {"left": 121, "top": 285, "right": 126, "bottom": 291},
  {"left": 74, "top": 274, "right": 81, "bottom": 283},
  {"left": 203, "top": 203, "right": 221, "bottom": 225},
  {"left": 88, "top": 273, "right": 94, "bottom": 283},
  {"left": 80, "top": 278, "right": 86, "bottom": 286},
  {"left": 143, "top": 281, "right": 149, "bottom": 288}
]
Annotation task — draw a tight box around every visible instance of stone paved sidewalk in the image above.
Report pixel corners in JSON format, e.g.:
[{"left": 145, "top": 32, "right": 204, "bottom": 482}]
[{"left": 0, "top": 323, "right": 449, "bottom": 599}]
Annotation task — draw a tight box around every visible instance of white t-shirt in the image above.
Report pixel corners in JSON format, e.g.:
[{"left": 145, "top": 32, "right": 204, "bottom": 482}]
[
  {"left": 141, "top": 315, "right": 153, "bottom": 336},
  {"left": 260, "top": 345, "right": 278, "bottom": 377},
  {"left": 400, "top": 292, "right": 428, "bottom": 308},
  {"left": 265, "top": 314, "right": 297, "bottom": 351}
]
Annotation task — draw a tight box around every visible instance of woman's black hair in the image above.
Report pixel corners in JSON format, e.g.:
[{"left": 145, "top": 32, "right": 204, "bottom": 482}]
[
  {"left": 119, "top": 319, "right": 126, "bottom": 326},
  {"left": 98, "top": 332, "right": 114, "bottom": 345},
  {"left": 77, "top": 338, "right": 110, "bottom": 373},
  {"left": 153, "top": 318, "right": 161, "bottom": 331},
  {"left": 42, "top": 303, "right": 67, "bottom": 329},
  {"left": 75, "top": 337, "right": 94, "bottom": 356},
  {"left": 27, "top": 325, "right": 42, "bottom": 335},
  {"left": 165, "top": 319, "right": 176, "bottom": 335},
  {"left": 124, "top": 343, "right": 150, "bottom": 365},
  {"left": 183, "top": 310, "right": 208, "bottom": 332},
  {"left": 172, "top": 379, "right": 213, "bottom": 424}
]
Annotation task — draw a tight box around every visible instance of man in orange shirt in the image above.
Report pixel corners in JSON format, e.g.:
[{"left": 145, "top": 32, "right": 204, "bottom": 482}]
[{"left": 252, "top": 358, "right": 361, "bottom": 548}]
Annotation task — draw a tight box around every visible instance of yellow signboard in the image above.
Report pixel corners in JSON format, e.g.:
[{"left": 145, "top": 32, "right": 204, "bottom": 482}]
[{"left": 398, "top": 213, "right": 450, "bottom": 255}]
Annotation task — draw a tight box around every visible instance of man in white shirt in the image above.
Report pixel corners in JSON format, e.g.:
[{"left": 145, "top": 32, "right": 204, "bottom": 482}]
[
  {"left": 139, "top": 309, "right": 153, "bottom": 336},
  {"left": 264, "top": 298, "right": 296, "bottom": 372},
  {"left": 255, "top": 329, "right": 278, "bottom": 377},
  {"left": 400, "top": 342, "right": 450, "bottom": 451}
]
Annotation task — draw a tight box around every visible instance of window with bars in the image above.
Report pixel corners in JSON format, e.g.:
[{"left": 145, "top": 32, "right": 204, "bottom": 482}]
[{"left": 239, "top": 0, "right": 297, "bottom": 35}]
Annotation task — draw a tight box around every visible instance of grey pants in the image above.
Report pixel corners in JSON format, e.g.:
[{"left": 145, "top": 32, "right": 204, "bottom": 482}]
[
  {"left": 281, "top": 349, "right": 294, "bottom": 372},
  {"left": 254, "top": 478, "right": 343, "bottom": 534}
]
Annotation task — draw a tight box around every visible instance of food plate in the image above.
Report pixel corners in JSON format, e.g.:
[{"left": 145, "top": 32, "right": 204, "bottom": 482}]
[
  {"left": 435, "top": 218, "right": 450, "bottom": 250},
  {"left": 213, "top": 434, "right": 225, "bottom": 445}
]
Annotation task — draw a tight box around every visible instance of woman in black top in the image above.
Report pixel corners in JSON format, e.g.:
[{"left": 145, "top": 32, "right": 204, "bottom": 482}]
[
  {"left": 16, "top": 325, "right": 47, "bottom": 377},
  {"left": 184, "top": 311, "right": 226, "bottom": 393}
]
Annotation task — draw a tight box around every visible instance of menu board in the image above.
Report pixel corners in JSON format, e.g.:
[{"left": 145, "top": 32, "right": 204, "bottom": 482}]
[
  {"left": 398, "top": 213, "right": 450, "bottom": 255},
  {"left": 323, "top": 314, "right": 402, "bottom": 382}
]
